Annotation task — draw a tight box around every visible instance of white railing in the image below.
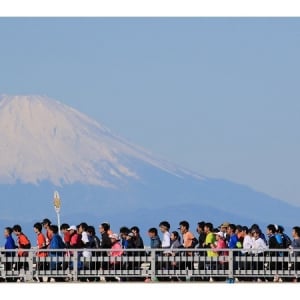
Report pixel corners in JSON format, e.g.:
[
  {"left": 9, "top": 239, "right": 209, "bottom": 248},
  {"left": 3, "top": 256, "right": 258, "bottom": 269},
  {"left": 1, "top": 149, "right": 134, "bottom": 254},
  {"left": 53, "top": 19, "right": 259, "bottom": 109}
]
[{"left": 1, "top": 248, "right": 300, "bottom": 282}]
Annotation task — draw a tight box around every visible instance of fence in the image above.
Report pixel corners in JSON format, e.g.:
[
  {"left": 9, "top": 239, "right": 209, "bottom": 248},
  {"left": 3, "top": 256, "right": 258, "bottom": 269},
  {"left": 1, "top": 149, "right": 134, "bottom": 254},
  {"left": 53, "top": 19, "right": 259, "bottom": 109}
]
[{"left": 1, "top": 248, "right": 300, "bottom": 282}]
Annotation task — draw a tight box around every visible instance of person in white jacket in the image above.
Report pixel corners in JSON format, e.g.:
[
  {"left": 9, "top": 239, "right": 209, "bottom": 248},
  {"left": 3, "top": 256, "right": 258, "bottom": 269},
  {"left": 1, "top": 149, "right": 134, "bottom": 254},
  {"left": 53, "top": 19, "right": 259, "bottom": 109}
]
[{"left": 251, "top": 228, "right": 268, "bottom": 282}]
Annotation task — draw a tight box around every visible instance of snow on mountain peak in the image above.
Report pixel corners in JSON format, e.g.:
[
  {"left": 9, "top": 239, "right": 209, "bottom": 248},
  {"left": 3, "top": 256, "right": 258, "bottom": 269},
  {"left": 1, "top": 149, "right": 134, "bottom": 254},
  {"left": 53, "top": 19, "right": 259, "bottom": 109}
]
[{"left": 0, "top": 95, "right": 198, "bottom": 187}]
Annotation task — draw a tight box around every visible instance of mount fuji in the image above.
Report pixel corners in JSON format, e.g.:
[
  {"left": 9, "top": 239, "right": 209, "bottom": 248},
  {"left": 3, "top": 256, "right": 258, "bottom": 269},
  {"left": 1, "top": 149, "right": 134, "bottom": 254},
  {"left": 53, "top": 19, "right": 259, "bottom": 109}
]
[{"left": 0, "top": 95, "right": 298, "bottom": 241}]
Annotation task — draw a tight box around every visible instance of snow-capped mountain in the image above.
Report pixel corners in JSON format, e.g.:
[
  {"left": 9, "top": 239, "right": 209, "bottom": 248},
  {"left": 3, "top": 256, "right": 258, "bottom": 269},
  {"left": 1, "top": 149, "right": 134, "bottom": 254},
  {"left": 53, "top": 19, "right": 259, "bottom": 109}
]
[
  {"left": 0, "top": 94, "right": 299, "bottom": 241},
  {"left": 0, "top": 94, "right": 201, "bottom": 187}
]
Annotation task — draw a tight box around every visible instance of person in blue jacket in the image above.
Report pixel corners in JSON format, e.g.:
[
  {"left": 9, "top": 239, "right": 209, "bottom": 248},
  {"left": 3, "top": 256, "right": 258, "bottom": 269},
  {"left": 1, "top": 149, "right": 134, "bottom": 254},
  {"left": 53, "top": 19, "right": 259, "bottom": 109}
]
[
  {"left": 48, "top": 225, "right": 65, "bottom": 274},
  {"left": 3, "top": 227, "right": 16, "bottom": 282}
]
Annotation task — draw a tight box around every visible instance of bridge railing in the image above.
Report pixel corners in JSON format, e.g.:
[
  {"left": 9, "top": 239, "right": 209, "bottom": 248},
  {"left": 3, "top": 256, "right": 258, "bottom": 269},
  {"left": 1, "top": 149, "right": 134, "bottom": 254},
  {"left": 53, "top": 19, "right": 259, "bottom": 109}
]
[{"left": 1, "top": 248, "right": 300, "bottom": 282}]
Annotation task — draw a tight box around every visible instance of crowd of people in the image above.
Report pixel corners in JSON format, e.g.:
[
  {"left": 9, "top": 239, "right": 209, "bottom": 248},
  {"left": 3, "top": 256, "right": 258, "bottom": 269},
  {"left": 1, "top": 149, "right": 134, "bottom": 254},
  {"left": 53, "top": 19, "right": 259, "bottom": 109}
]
[{"left": 2, "top": 218, "right": 300, "bottom": 283}]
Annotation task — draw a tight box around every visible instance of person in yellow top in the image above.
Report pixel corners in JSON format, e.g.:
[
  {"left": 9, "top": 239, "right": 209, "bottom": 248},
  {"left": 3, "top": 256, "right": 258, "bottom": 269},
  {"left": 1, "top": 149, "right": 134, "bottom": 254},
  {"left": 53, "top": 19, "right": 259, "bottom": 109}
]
[{"left": 204, "top": 223, "right": 218, "bottom": 257}]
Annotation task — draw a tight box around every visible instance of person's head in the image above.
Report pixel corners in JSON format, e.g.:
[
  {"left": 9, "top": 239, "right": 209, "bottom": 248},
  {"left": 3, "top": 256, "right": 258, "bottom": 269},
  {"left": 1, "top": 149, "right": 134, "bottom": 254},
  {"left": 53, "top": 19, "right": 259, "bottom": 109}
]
[
  {"left": 60, "top": 223, "right": 70, "bottom": 233},
  {"left": 178, "top": 220, "right": 189, "bottom": 234},
  {"left": 197, "top": 221, "right": 205, "bottom": 233},
  {"left": 148, "top": 227, "right": 158, "bottom": 238},
  {"left": 99, "top": 222, "right": 110, "bottom": 234},
  {"left": 214, "top": 231, "right": 225, "bottom": 241},
  {"left": 292, "top": 226, "right": 300, "bottom": 238},
  {"left": 41, "top": 218, "right": 51, "bottom": 229},
  {"left": 171, "top": 231, "right": 180, "bottom": 243},
  {"left": 12, "top": 224, "right": 22, "bottom": 236},
  {"left": 267, "top": 224, "right": 276, "bottom": 235},
  {"left": 109, "top": 233, "right": 119, "bottom": 244},
  {"left": 119, "top": 226, "right": 130, "bottom": 239},
  {"left": 33, "top": 222, "right": 43, "bottom": 234},
  {"left": 242, "top": 226, "right": 249, "bottom": 236},
  {"left": 87, "top": 225, "right": 96, "bottom": 236},
  {"left": 204, "top": 222, "right": 213, "bottom": 234},
  {"left": 220, "top": 222, "right": 230, "bottom": 233},
  {"left": 79, "top": 222, "right": 88, "bottom": 233},
  {"left": 159, "top": 221, "right": 170, "bottom": 233},
  {"left": 251, "top": 228, "right": 261, "bottom": 240},
  {"left": 49, "top": 225, "right": 58, "bottom": 235},
  {"left": 227, "top": 224, "right": 236, "bottom": 235},
  {"left": 67, "top": 225, "right": 77, "bottom": 235},
  {"left": 4, "top": 227, "right": 13, "bottom": 237},
  {"left": 130, "top": 226, "right": 140, "bottom": 237},
  {"left": 277, "top": 225, "right": 285, "bottom": 234}
]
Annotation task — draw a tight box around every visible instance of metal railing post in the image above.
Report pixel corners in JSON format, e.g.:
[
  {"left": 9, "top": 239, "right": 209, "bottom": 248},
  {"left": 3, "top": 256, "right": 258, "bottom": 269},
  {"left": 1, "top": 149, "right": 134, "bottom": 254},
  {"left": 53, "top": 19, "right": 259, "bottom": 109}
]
[
  {"left": 73, "top": 250, "right": 78, "bottom": 282},
  {"left": 27, "top": 250, "right": 34, "bottom": 282},
  {"left": 150, "top": 249, "right": 156, "bottom": 281},
  {"left": 228, "top": 250, "right": 234, "bottom": 283}
]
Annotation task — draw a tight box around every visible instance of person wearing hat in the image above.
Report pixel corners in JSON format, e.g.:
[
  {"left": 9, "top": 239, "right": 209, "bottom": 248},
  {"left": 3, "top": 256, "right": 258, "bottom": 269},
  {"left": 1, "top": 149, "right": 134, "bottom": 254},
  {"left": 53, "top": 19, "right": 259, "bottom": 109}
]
[
  {"left": 107, "top": 233, "right": 123, "bottom": 281},
  {"left": 68, "top": 225, "right": 82, "bottom": 249}
]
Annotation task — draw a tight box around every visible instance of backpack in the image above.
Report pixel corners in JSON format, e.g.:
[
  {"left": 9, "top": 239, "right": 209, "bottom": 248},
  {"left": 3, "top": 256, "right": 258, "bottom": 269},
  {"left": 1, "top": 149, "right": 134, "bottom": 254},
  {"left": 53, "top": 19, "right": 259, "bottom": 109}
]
[{"left": 190, "top": 237, "right": 198, "bottom": 248}]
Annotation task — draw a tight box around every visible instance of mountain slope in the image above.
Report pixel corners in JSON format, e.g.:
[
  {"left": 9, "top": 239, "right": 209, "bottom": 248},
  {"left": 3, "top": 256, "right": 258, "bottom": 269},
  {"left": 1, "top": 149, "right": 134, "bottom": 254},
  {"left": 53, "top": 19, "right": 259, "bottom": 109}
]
[
  {"left": 0, "top": 95, "right": 199, "bottom": 187},
  {"left": 0, "top": 94, "right": 298, "bottom": 241}
]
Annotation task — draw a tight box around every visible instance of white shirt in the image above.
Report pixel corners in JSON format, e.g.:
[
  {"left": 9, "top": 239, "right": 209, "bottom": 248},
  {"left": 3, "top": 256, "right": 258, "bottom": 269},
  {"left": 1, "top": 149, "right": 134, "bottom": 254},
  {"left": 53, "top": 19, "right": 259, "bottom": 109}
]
[
  {"left": 162, "top": 231, "right": 171, "bottom": 248},
  {"left": 242, "top": 234, "right": 254, "bottom": 254},
  {"left": 252, "top": 237, "right": 267, "bottom": 255},
  {"left": 81, "top": 231, "right": 91, "bottom": 258}
]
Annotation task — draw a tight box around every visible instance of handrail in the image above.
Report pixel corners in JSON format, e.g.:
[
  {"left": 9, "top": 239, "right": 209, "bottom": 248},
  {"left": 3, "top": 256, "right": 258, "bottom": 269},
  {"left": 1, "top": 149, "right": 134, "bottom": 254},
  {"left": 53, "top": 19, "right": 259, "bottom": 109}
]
[{"left": 1, "top": 248, "right": 300, "bottom": 282}]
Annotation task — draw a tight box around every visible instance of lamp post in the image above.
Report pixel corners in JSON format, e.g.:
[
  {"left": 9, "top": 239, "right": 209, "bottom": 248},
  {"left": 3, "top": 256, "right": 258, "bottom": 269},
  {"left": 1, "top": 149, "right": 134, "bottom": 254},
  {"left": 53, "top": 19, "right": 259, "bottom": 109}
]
[{"left": 53, "top": 191, "right": 61, "bottom": 236}]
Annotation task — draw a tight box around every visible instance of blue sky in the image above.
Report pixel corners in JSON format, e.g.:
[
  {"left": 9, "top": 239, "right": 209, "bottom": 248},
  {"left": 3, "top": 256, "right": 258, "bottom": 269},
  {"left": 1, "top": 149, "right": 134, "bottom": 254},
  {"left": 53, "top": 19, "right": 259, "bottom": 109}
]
[{"left": 1, "top": 17, "right": 300, "bottom": 206}]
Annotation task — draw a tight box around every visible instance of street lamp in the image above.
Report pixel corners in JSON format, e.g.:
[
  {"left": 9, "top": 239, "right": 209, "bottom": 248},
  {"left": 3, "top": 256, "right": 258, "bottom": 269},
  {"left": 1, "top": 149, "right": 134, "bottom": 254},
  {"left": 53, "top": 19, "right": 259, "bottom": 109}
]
[{"left": 53, "top": 191, "right": 61, "bottom": 236}]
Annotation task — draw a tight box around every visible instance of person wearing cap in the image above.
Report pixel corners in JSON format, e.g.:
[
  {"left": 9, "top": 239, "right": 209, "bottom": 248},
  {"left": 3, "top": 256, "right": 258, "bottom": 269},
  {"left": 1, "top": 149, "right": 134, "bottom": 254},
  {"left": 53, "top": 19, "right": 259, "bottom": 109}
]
[
  {"left": 41, "top": 218, "right": 53, "bottom": 247},
  {"left": 212, "top": 232, "right": 228, "bottom": 256},
  {"left": 107, "top": 233, "right": 123, "bottom": 281},
  {"left": 109, "top": 233, "right": 123, "bottom": 262},
  {"left": 212, "top": 231, "right": 229, "bottom": 279},
  {"left": 219, "top": 222, "right": 230, "bottom": 243},
  {"left": 60, "top": 223, "right": 71, "bottom": 248},
  {"left": 68, "top": 225, "right": 82, "bottom": 249}
]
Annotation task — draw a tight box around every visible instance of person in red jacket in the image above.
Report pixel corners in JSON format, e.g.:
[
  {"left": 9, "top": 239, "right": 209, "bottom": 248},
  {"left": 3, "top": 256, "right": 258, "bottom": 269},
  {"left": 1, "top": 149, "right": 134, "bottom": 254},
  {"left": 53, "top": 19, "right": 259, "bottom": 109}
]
[{"left": 12, "top": 224, "right": 31, "bottom": 276}]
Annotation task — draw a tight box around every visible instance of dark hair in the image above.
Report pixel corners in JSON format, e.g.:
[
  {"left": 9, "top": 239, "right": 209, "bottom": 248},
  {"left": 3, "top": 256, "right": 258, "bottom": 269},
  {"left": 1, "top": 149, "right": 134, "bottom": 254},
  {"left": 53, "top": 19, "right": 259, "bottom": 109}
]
[
  {"left": 80, "top": 222, "right": 88, "bottom": 231},
  {"left": 41, "top": 218, "right": 51, "bottom": 226},
  {"left": 60, "top": 223, "right": 70, "bottom": 230},
  {"left": 148, "top": 227, "right": 158, "bottom": 235},
  {"left": 49, "top": 225, "right": 59, "bottom": 234},
  {"left": 242, "top": 226, "right": 249, "bottom": 234},
  {"left": 236, "top": 225, "right": 243, "bottom": 232},
  {"left": 172, "top": 231, "right": 181, "bottom": 243},
  {"left": 293, "top": 226, "right": 300, "bottom": 237},
  {"left": 159, "top": 221, "right": 170, "bottom": 230},
  {"left": 179, "top": 220, "right": 190, "bottom": 230},
  {"left": 5, "top": 227, "right": 13, "bottom": 235},
  {"left": 228, "top": 224, "right": 236, "bottom": 232},
  {"left": 87, "top": 225, "right": 96, "bottom": 236},
  {"left": 267, "top": 224, "right": 276, "bottom": 234},
  {"left": 131, "top": 226, "right": 140, "bottom": 234},
  {"left": 101, "top": 223, "right": 110, "bottom": 232},
  {"left": 197, "top": 221, "right": 206, "bottom": 230},
  {"left": 12, "top": 224, "right": 22, "bottom": 232},
  {"left": 278, "top": 225, "right": 285, "bottom": 233},
  {"left": 33, "top": 222, "right": 42, "bottom": 232},
  {"left": 120, "top": 226, "right": 130, "bottom": 235},
  {"left": 204, "top": 222, "right": 213, "bottom": 232}
]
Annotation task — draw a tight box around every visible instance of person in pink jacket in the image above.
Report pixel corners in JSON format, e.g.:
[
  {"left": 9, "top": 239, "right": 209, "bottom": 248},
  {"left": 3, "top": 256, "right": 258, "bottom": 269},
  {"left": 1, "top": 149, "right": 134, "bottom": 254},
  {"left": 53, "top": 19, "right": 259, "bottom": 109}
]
[{"left": 107, "top": 233, "right": 123, "bottom": 281}]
